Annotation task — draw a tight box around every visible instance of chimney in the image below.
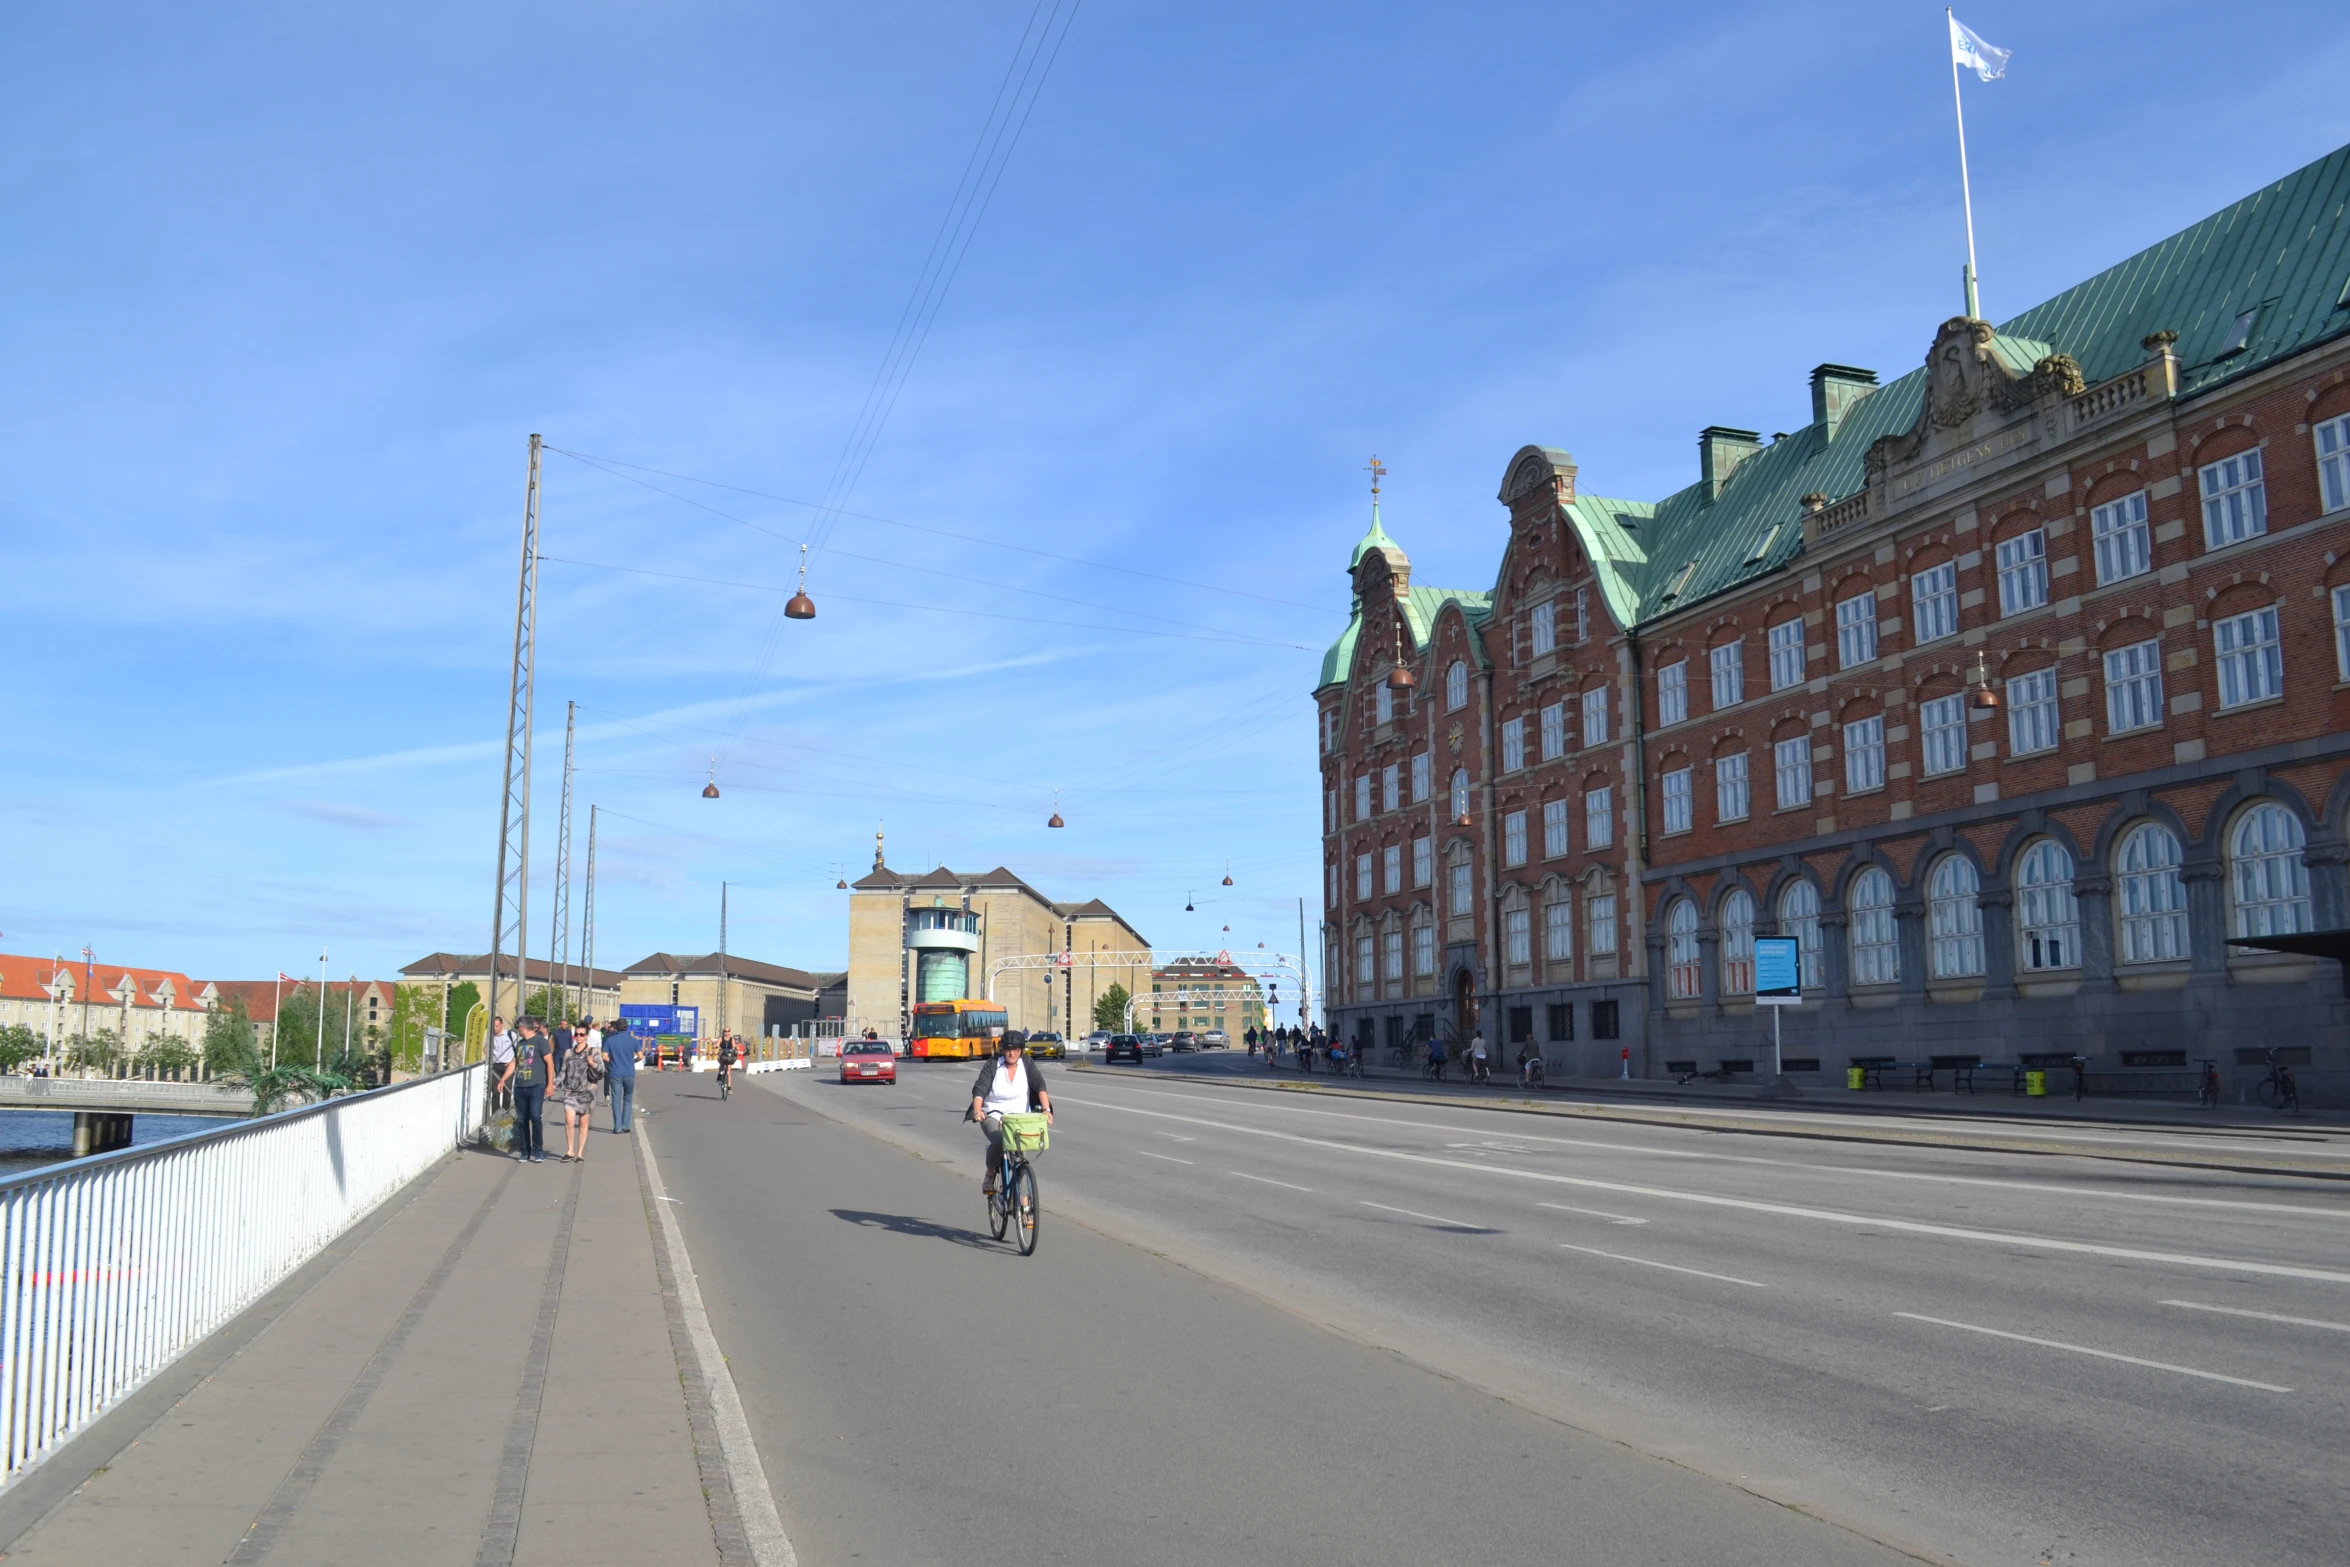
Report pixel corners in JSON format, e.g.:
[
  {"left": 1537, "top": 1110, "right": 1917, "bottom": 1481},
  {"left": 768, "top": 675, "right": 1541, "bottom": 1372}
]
[
  {"left": 1698, "top": 427, "right": 1763, "bottom": 502},
  {"left": 1809, "top": 364, "right": 1878, "bottom": 441}
]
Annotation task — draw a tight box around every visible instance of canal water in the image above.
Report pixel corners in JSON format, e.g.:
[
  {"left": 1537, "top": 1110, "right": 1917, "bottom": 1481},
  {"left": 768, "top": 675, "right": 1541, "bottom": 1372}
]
[{"left": 0, "top": 1112, "right": 233, "bottom": 1179}]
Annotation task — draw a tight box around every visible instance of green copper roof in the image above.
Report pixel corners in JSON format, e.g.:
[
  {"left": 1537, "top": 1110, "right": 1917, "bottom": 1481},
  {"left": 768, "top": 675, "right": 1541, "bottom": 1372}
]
[
  {"left": 1564, "top": 141, "right": 2350, "bottom": 628},
  {"left": 1349, "top": 502, "right": 1400, "bottom": 568}
]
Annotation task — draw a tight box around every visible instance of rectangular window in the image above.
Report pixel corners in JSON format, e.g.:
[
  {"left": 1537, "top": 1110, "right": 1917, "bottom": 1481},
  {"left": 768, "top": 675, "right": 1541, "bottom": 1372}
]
[
  {"left": 2103, "top": 638, "right": 2165, "bottom": 733},
  {"left": 1709, "top": 641, "right": 1744, "bottom": 709},
  {"left": 1410, "top": 752, "right": 1430, "bottom": 803},
  {"left": 2200, "top": 448, "right": 2267, "bottom": 547},
  {"left": 2319, "top": 414, "right": 2350, "bottom": 514},
  {"left": 1996, "top": 530, "right": 2048, "bottom": 615},
  {"left": 1530, "top": 600, "right": 1555, "bottom": 655},
  {"left": 1501, "top": 717, "right": 1526, "bottom": 772},
  {"left": 1774, "top": 736, "right": 1812, "bottom": 808},
  {"left": 1545, "top": 1001, "right": 1573, "bottom": 1041},
  {"left": 1768, "top": 619, "right": 1805, "bottom": 690},
  {"left": 1581, "top": 687, "right": 1609, "bottom": 745},
  {"left": 1383, "top": 929, "right": 1404, "bottom": 983},
  {"left": 1411, "top": 923, "right": 1434, "bottom": 976},
  {"left": 1375, "top": 683, "right": 1394, "bottom": 725},
  {"left": 1382, "top": 844, "right": 1402, "bottom": 894},
  {"left": 1586, "top": 786, "right": 1615, "bottom": 848},
  {"left": 1539, "top": 702, "right": 1566, "bottom": 760},
  {"left": 2091, "top": 490, "right": 2151, "bottom": 585},
  {"left": 1354, "top": 775, "right": 1371, "bottom": 821},
  {"left": 1542, "top": 798, "right": 1570, "bottom": 858},
  {"left": 1836, "top": 592, "right": 1879, "bottom": 667},
  {"left": 1327, "top": 863, "right": 1338, "bottom": 908},
  {"left": 1356, "top": 936, "right": 1374, "bottom": 1002},
  {"left": 1355, "top": 853, "right": 1373, "bottom": 900},
  {"left": 1504, "top": 908, "right": 1531, "bottom": 967},
  {"left": 1920, "top": 692, "right": 1967, "bottom": 776},
  {"left": 1544, "top": 899, "right": 1573, "bottom": 962},
  {"left": 1715, "top": 752, "right": 1749, "bottom": 822},
  {"left": 1575, "top": 587, "right": 1590, "bottom": 643},
  {"left": 1911, "top": 562, "right": 1957, "bottom": 644},
  {"left": 2335, "top": 586, "right": 2350, "bottom": 682},
  {"left": 2214, "top": 606, "right": 2284, "bottom": 708},
  {"left": 1661, "top": 767, "right": 1693, "bottom": 833},
  {"left": 1381, "top": 763, "right": 1399, "bottom": 812},
  {"left": 1588, "top": 894, "right": 1618, "bottom": 956},
  {"left": 1657, "top": 662, "right": 1688, "bottom": 725},
  {"left": 1412, "top": 835, "right": 1431, "bottom": 888},
  {"left": 2005, "top": 667, "right": 2059, "bottom": 754},
  {"left": 1325, "top": 789, "right": 1337, "bottom": 833},
  {"left": 1448, "top": 860, "right": 1474, "bottom": 918},
  {"left": 1503, "top": 810, "right": 1528, "bottom": 867},
  {"left": 1843, "top": 716, "right": 1886, "bottom": 793}
]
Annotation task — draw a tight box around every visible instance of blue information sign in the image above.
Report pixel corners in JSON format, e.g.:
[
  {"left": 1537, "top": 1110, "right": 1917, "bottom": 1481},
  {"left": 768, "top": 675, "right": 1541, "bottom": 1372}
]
[{"left": 1753, "top": 937, "right": 1802, "bottom": 1003}]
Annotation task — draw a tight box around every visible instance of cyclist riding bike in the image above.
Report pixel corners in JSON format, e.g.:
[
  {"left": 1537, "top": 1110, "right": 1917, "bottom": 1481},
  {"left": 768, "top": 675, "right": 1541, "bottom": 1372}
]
[
  {"left": 717, "top": 1032, "right": 739, "bottom": 1099},
  {"left": 969, "top": 1031, "right": 1053, "bottom": 1197}
]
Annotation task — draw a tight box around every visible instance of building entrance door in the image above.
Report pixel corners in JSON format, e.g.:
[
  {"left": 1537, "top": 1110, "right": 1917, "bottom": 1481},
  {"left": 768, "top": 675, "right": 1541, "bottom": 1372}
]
[{"left": 1452, "top": 969, "right": 1477, "bottom": 1040}]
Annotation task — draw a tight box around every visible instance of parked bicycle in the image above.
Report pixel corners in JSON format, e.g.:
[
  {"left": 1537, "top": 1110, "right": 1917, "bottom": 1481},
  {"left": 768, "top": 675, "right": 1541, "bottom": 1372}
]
[
  {"left": 2256, "top": 1049, "right": 2301, "bottom": 1115},
  {"left": 2196, "top": 1058, "right": 2220, "bottom": 1110},
  {"left": 987, "top": 1112, "right": 1046, "bottom": 1255}
]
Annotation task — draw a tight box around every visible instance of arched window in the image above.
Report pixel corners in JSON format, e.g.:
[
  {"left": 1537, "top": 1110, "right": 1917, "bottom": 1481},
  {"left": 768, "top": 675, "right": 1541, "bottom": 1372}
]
[
  {"left": 2117, "top": 822, "right": 2188, "bottom": 962},
  {"left": 2230, "top": 803, "right": 2312, "bottom": 936},
  {"left": 1719, "top": 889, "right": 1756, "bottom": 995},
  {"left": 1927, "top": 855, "right": 1984, "bottom": 978},
  {"left": 2016, "top": 840, "right": 2080, "bottom": 970},
  {"left": 1777, "top": 879, "right": 1822, "bottom": 988},
  {"left": 1666, "top": 899, "right": 1701, "bottom": 999},
  {"left": 1849, "top": 867, "right": 1899, "bottom": 986},
  {"left": 1450, "top": 768, "right": 1471, "bottom": 821},
  {"left": 1445, "top": 660, "right": 1469, "bottom": 710}
]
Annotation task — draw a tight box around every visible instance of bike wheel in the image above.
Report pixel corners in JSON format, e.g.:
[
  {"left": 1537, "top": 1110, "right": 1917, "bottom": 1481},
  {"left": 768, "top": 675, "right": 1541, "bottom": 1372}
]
[
  {"left": 988, "top": 1173, "right": 1011, "bottom": 1240},
  {"left": 1013, "top": 1164, "right": 1039, "bottom": 1255},
  {"left": 2282, "top": 1078, "right": 2301, "bottom": 1114},
  {"left": 2257, "top": 1077, "right": 2280, "bottom": 1108}
]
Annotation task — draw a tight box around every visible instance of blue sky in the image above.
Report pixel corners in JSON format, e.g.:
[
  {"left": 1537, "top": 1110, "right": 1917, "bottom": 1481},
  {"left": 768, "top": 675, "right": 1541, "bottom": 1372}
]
[{"left": 3, "top": 1, "right": 2344, "bottom": 988}]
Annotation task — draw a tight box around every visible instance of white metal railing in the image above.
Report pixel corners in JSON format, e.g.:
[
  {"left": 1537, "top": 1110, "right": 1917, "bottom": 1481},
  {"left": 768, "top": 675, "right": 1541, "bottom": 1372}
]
[{"left": 0, "top": 1063, "right": 485, "bottom": 1484}]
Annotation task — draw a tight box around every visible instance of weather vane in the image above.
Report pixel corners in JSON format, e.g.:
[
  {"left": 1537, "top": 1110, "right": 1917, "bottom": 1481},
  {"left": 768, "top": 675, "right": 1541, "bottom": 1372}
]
[{"left": 1366, "top": 454, "right": 1387, "bottom": 499}]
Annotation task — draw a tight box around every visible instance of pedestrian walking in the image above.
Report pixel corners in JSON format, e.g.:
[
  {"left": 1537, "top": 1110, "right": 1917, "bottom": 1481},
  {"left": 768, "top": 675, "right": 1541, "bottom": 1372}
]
[
  {"left": 604, "top": 1019, "right": 639, "bottom": 1132},
  {"left": 551, "top": 1017, "right": 573, "bottom": 1068},
  {"left": 503, "top": 1022, "right": 553, "bottom": 1163},
  {"left": 488, "top": 1017, "right": 516, "bottom": 1112},
  {"left": 555, "top": 1029, "right": 602, "bottom": 1162}
]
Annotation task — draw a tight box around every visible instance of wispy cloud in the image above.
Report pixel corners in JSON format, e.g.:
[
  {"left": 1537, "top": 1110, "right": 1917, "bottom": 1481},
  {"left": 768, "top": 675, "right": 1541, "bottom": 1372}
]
[{"left": 278, "top": 800, "right": 413, "bottom": 832}]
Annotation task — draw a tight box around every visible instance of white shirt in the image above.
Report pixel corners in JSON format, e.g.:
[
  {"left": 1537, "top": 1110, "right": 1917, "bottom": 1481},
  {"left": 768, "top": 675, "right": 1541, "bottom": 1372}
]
[
  {"left": 981, "top": 1058, "right": 1031, "bottom": 1117},
  {"left": 1469, "top": 1036, "right": 1488, "bottom": 1060},
  {"left": 490, "top": 1030, "right": 515, "bottom": 1064}
]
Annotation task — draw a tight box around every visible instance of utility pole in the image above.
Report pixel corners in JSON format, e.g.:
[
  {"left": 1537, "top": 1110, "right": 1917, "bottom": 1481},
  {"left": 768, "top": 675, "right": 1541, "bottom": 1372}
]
[
  {"left": 488, "top": 435, "right": 542, "bottom": 1046},
  {"left": 551, "top": 699, "right": 576, "bottom": 1022},
  {"left": 582, "top": 804, "right": 598, "bottom": 1022},
  {"left": 1296, "top": 899, "right": 1309, "bottom": 1029},
  {"left": 344, "top": 976, "right": 355, "bottom": 1069},
  {"left": 717, "top": 881, "right": 729, "bottom": 1046},
  {"left": 316, "top": 950, "right": 329, "bottom": 1070}
]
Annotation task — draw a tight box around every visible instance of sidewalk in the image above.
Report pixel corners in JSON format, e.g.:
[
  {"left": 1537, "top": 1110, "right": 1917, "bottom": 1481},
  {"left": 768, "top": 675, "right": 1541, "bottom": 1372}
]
[{"left": 0, "top": 1115, "right": 770, "bottom": 1566}]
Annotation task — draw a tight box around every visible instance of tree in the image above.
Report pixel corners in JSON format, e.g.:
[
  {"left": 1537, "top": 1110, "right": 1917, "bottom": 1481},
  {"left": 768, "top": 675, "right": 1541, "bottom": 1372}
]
[
  {"left": 204, "top": 997, "right": 262, "bottom": 1078},
  {"left": 138, "top": 1034, "right": 199, "bottom": 1080},
  {"left": 444, "top": 981, "right": 480, "bottom": 1035},
  {"left": 386, "top": 984, "right": 436, "bottom": 1074},
  {"left": 0, "top": 1024, "right": 41, "bottom": 1073},
  {"left": 1092, "top": 983, "right": 1131, "bottom": 1033}
]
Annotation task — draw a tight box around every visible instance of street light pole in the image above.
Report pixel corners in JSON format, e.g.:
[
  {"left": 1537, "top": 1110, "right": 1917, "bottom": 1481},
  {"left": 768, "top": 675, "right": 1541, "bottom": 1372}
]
[{"left": 316, "top": 950, "right": 329, "bottom": 1071}]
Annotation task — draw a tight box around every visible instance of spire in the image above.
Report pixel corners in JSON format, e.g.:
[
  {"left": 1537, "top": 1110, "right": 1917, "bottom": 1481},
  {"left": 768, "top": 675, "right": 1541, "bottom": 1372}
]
[
  {"left": 1349, "top": 454, "right": 1399, "bottom": 569},
  {"left": 873, "top": 822, "right": 886, "bottom": 870}
]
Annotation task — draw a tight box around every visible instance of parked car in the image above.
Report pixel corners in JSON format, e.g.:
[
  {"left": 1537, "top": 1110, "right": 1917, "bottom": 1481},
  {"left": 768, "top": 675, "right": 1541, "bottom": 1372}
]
[
  {"left": 1026, "top": 1032, "right": 1066, "bottom": 1059},
  {"left": 837, "top": 1038, "right": 897, "bottom": 1085},
  {"left": 1170, "top": 1031, "right": 1198, "bottom": 1052},
  {"left": 1201, "top": 1030, "right": 1229, "bottom": 1047},
  {"left": 1085, "top": 1031, "right": 1111, "bottom": 1050},
  {"left": 1105, "top": 1034, "right": 1145, "bottom": 1064}
]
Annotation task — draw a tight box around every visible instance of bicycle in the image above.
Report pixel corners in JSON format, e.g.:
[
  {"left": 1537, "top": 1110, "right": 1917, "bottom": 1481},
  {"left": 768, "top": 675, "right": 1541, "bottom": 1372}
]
[
  {"left": 986, "top": 1112, "right": 1046, "bottom": 1256},
  {"left": 2196, "top": 1058, "right": 2219, "bottom": 1111},
  {"left": 2256, "top": 1053, "right": 2301, "bottom": 1114}
]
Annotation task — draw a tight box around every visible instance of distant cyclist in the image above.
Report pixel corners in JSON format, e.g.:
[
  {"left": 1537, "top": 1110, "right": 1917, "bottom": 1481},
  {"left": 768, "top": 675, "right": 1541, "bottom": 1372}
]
[
  {"left": 969, "top": 1031, "right": 1052, "bottom": 1198},
  {"left": 717, "top": 1032, "right": 739, "bottom": 1099}
]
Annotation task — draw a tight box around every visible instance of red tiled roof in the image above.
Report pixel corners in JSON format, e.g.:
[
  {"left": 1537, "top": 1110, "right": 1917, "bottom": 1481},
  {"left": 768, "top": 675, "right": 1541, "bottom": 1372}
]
[{"left": 0, "top": 952, "right": 211, "bottom": 1010}]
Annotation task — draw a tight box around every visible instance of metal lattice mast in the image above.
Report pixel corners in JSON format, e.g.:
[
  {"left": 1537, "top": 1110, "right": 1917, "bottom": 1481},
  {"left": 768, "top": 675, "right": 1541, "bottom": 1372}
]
[
  {"left": 581, "top": 804, "right": 598, "bottom": 1018},
  {"left": 488, "top": 434, "right": 542, "bottom": 1037},
  {"left": 551, "top": 699, "right": 576, "bottom": 1021}
]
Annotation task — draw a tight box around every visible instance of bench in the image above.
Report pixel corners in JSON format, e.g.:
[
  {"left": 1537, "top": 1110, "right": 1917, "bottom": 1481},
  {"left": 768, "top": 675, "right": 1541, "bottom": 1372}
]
[
  {"left": 1670, "top": 1060, "right": 1750, "bottom": 1085},
  {"left": 2082, "top": 1068, "right": 2203, "bottom": 1097},
  {"left": 1848, "top": 1055, "right": 1896, "bottom": 1089},
  {"left": 1931, "top": 1053, "right": 1986, "bottom": 1092}
]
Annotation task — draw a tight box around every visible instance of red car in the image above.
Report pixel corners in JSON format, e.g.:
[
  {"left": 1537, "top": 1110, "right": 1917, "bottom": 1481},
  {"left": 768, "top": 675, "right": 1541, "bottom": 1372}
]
[{"left": 838, "top": 1039, "right": 897, "bottom": 1085}]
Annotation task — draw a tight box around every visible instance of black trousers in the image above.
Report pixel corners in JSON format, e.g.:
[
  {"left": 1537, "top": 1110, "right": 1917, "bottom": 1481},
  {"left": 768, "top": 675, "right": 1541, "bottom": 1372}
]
[{"left": 513, "top": 1086, "right": 546, "bottom": 1157}]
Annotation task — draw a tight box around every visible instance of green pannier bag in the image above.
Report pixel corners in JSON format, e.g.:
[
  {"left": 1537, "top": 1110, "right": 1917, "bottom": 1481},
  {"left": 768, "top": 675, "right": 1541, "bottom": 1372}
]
[{"left": 998, "top": 1112, "right": 1050, "bottom": 1153}]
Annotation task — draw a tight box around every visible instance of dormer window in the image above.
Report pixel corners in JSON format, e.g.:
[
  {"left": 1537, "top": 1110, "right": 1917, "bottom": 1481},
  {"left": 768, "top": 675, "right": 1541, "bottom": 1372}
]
[{"left": 2215, "top": 307, "right": 2258, "bottom": 359}]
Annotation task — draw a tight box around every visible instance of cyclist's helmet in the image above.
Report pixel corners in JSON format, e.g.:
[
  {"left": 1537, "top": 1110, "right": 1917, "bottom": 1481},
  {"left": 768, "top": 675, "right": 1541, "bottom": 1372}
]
[{"left": 998, "top": 1030, "right": 1028, "bottom": 1054}]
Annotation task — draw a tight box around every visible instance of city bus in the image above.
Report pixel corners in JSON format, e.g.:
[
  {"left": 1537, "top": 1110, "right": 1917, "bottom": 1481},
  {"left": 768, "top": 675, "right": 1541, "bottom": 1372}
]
[{"left": 906, "top": 999, "right": 1010, "bottom": 1060}]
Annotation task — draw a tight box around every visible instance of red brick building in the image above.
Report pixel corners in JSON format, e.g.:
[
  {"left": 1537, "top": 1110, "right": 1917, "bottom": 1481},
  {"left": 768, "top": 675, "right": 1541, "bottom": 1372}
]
[{"left": 1317, "top": 145, "right": 2350, "bottom": 1102}]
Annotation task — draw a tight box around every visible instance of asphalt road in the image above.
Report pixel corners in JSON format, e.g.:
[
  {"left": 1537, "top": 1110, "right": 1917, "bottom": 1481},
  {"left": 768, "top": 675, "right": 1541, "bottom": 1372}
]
[{"left": 642, "top": 1058, "right": 2349, "bottom": 1566}]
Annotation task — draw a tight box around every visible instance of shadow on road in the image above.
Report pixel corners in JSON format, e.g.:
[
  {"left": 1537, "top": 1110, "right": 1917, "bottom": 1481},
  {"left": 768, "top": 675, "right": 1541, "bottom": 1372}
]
[{"left": 830, "top": 1208, "right": 1000, "bottom": 1250}]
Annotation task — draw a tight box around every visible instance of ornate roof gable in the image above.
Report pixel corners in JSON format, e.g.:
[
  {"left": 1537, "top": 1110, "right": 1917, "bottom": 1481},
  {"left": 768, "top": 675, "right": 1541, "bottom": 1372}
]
[{"left": 1861, "top": 317, "right": 2084, "bottom": 491}]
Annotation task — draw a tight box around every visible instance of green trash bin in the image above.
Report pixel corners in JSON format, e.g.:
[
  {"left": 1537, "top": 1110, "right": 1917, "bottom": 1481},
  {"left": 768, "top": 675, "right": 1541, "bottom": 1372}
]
[
  {"left": 1846, "top": 1066, "right": 1866, "bottom": 1090},
  {"left": 2025, "top": 1069, "right": 2047, "bottom": 1097}
]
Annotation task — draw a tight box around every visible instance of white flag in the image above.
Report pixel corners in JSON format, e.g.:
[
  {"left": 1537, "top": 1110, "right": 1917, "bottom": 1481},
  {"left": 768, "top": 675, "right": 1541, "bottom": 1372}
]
[{"left": 1949, "top": 15, "right": 2011, "bottom": 81}]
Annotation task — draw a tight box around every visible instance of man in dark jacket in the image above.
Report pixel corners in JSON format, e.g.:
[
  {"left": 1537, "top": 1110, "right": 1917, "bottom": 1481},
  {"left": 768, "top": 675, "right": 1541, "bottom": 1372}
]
[{"left": 968, "top": 1032, "right": 1052, "bottom": 1197}]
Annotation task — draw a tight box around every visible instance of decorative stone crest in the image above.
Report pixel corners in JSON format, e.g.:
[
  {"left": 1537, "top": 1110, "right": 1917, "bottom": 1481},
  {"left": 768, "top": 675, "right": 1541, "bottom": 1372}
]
[{"left": 1863, "top": 318, "right": 2084, "bottom": 488}]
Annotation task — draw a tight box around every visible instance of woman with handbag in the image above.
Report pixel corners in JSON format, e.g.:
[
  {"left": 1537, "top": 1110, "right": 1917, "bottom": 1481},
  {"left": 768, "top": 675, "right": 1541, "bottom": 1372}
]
[{"left": 556, "top": 1032, "right": 604, "bottom": 1163}]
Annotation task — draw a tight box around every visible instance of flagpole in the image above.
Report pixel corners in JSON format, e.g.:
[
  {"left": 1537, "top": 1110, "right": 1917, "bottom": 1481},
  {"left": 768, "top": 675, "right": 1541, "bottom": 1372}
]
[{"left": 1949, "top": 8, "right": 1980, "bottom": 320}]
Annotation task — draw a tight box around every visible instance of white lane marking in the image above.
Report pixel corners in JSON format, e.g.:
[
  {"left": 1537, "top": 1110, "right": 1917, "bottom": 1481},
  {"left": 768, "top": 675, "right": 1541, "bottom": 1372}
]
[
  {"left": 1894, "top": 1313, "right": 2292, "bottom": 1393},
  {"left": 1135, "top": 1149, "right": 1194, "bottom": 1165},
  {"left": 1159, "top": 1133, "right": 1198, "bottom": 1142},
  {"left": 1361, "top": 1201, "right": 1495, "bottom": 1231},
  {"left": 655, "top": 1195, "right": 683, "bottom": 1203},
  {"left": 1558, "top": 1242, "right": 1765, "bottom": 1288},
  {"left": 1229, "top": 1171, "right": 1313, "bottom": 1192},
  {"left": 1082, "top": 1081, "right": 2350, "bottom": 1220},
  {"left": 1539, "top": 1201, "right": 1648, "bottom": 1226},
  {"left": 1057, "top": 1093, "right": 2350, "bottom": 1286},
  {"left": 2161, "top": 1300, "right": 2350, "bottom": 1333}
]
